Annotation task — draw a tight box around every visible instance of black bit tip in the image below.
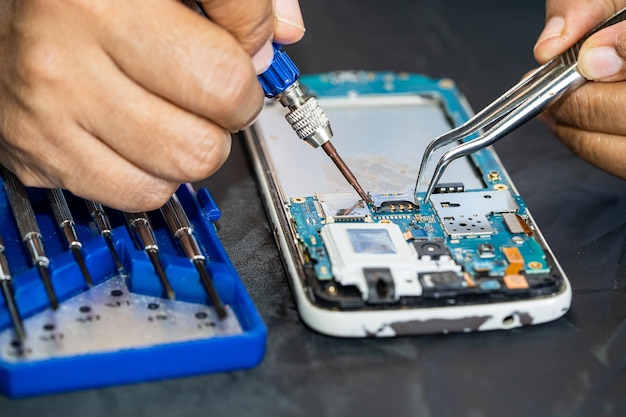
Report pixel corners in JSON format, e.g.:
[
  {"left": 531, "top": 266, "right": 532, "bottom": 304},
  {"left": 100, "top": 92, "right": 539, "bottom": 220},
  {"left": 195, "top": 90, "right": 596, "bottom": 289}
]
[
  {"left": 71, "top": 246, "right": 94, "bottom": 287},
  {"left": 146, "top": 249, "right": 175, "bottom": 300},
  {"left": 36, "top": 263, "right": 58, "bottom": 310},
  {"left": 104, "top": 234, "right": 124, "bottom": 273},
  {"left": 193, "top": 260, "right": 227, "bottom": 319},
  {"left": 1, "top": 280, "right": 26, "bottom": 342}
]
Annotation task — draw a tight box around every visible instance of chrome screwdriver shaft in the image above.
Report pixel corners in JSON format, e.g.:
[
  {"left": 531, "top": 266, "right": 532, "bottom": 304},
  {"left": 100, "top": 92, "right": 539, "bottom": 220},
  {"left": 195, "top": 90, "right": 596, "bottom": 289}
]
[
  {"left": 2, "top": 168, "right": 58, "bottom": 310},
  {"left": 0, "top": 234, "right": 26, "bottom": 342},
  {"left": 85, "top": 200, "right": 124, "bottom": 273},
  {"left": 160, "top": 193, "right": 227, "bottom": 319},
  {"left": 47, "top": 189, "right": 94, "bottom": 287},
  {"left": 124, "top": 211, "right": 175, "bottom": 300}
]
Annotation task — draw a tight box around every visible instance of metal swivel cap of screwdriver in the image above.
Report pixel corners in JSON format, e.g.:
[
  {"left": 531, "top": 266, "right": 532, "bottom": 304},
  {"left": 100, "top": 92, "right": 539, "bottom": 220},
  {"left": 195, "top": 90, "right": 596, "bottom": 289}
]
[{"left": 258, "top": 43, "right": 369, "bottom": 203}]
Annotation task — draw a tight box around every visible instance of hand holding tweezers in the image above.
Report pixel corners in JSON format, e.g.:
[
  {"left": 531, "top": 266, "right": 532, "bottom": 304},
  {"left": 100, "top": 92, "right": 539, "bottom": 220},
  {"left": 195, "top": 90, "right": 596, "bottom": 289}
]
[{"left": 415, "top": 7, "right": 626, "bottom": 204}]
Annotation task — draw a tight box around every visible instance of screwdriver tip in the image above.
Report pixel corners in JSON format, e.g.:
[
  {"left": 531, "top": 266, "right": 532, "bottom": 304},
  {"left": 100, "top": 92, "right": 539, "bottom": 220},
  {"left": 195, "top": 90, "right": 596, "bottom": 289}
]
[
  {"left": 193, "top": 260, "right": 227, "bottom": 319},
  {"left": 1, "top": 280, "right": 26, "bottom": 342},
  {"left": 103, "top": 234, "right": 125, "bottom": 273},
  {"left": 321, "top": 141, "right": 370, "bottom": 204},
  {"left": 71, "top": 246, "right": 94, "bottom": 287},
  {"left": 147, "top": 250, "right": 175, "bottom": 300},
  {"left": 36, "top": 263, "right": 59, "bottom": 310}
]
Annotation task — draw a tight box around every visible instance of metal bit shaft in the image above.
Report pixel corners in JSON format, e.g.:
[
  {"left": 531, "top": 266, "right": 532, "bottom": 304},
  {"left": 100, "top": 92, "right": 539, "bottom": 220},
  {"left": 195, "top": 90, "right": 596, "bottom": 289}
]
[
  {"left": 0, "top": 234, "right": 26, "bottom": 342},
  {"left": 124, "top": 211, "right": 175, "bottom": 300},
  {"left": 276, "top": 83, "right": 370, "bottom": 203},
  {"left": 85, "top": 200, "right": 124, "bottom": 272},
  {"left": 47, "top": 189, "right": 94, "bottom": 287},
  {"left": 160, "top": 194, "right": 227, "bottom": 319},
  {"left": 2, "top": 168, "right": 59, "bottom": 310},
  {"left": 321, "top": 142, "right": 369, "bottom": 202}
]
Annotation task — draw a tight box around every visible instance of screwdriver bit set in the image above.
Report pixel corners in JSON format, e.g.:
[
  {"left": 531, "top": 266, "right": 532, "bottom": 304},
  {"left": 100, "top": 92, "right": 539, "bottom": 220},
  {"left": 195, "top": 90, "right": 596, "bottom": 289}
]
[{"left": 0, "top": 171, "right": 266, "bottom": 397}]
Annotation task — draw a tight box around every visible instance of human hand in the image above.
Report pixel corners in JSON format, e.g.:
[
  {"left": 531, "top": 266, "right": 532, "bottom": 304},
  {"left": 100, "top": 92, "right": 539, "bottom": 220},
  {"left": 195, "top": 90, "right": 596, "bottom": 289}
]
[
  {"left": 0, "top": 0, "right": 304, "bottom": 211},
  {"left": 534, "top": 0, "right": 626, "bottom": 179}
]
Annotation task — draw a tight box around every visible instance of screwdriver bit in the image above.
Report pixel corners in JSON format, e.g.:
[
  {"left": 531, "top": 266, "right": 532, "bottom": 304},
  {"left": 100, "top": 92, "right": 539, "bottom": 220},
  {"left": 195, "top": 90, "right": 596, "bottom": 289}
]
[
  {"left": 47, "top": 188, "right": 94, "bottom": 287},
  {"left": 124, "top": 211, "right": 175, "bottom": 300},
  {"left": 2, "top": 168, "right": 59, "bottom": 310},
  {"left": 259, "top": 44, "right": 370, "bottom": 203},
  {"left": 0, "top": 234, "right": 26, "bottom": 342},
  {"left": 85, "top": 200, "right": 124, "bottom": 273},
  {"left": 160, "top": 193, "right": 227, "bottom": 319}
]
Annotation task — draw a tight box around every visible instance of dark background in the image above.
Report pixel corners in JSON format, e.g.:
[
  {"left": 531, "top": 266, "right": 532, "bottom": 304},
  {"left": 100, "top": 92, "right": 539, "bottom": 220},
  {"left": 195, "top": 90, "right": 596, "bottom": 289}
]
[{"left": 3, "top": 0, "right": 626, "bottom": 416}]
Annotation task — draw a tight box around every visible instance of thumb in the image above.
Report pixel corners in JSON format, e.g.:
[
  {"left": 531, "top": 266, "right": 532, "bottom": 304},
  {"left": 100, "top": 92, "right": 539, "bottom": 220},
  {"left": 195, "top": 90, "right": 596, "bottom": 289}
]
[
  {"left": 578, "top": 22, "right": 626, "bottom": 82},
  {"left": 533, "top": 0, "right": 620, "bottom": 64}
]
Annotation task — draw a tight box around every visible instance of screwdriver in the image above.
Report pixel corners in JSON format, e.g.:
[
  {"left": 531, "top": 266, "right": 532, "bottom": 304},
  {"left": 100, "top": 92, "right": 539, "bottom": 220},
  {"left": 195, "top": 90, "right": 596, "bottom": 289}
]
[
  {"left": 2, "top": 168, "right": 59, "bottom": 310},
  {"left": 184, "top": 1, "right": 369, "bottom": 202},
  {"left": 160, "top": 193, "right": 227, "bottom": 319},
  {"left": 47, "top": 189, "right": 94, "bottom": 287},
  {"left": 124, "top": 211, "right": 175, "bottom": 300},
  {"left": 0, "top": 234, "right": 26, "bottom": 342},
  {"left": 85, "top": 200, "right": 124, "bottom": 273},
  {"left": 258, "top": 43, "right": 370, "bottom": 203}
]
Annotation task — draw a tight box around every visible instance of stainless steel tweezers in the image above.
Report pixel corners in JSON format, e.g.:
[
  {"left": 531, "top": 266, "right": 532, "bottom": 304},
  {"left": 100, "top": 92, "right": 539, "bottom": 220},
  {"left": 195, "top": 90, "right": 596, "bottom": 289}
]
[{"left": 415, "top": 7, "right": 626, "bottom": 204}]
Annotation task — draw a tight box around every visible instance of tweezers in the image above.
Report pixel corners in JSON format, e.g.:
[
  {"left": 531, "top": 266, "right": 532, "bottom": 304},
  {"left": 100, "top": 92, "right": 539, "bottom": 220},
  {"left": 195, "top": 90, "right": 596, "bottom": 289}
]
[{"left": 415, "top": 7, "right": 626, "bottom": 205}]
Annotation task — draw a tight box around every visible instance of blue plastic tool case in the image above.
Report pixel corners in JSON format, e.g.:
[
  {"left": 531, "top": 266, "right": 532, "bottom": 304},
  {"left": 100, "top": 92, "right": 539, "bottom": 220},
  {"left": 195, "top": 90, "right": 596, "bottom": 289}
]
[{"left": 0, "top": 181, "right": 266, "bottom": 397}]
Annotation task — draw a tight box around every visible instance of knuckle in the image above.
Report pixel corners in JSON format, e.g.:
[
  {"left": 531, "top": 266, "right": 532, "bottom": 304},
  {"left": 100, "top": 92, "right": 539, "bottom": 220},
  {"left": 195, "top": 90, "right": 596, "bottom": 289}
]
[
  {"left": 167, "top": 127, "right": 231, "bottom": 181},
  {"left": 206, "top": 54, "right": 259, "bottom": 124},
  {"left": 14, "top": 42, "right": 66, "bottom": 88},
  {"left": 127, "top": 183, "right": 179, "bottom": 212}
]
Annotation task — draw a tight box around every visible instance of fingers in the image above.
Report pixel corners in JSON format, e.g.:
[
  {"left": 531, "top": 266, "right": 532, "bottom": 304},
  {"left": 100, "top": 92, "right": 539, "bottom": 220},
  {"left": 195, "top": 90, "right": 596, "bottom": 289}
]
[
  {"left": 197, "top": 0, "right": 274, "bottom": 56},
  {"left": 0, "top": 110, "right": 180, "bottom": 212},
  {"left": 578, "top": 21, "right": 626, "bottom": 81},
  {"left": 547, "top": 83, "right": 626, "bottom": 135},
  {"left": 77, "top": 53, "right": 232, "bottom": 185},
  {"left": 96, "top": 0, "right": 264, "bottom": 132},
  {"left": 548, "top": 121, "right": 626, "bottom": 179},
  {"left": 273, "top": 0, "right": 306, "bottom": 45},
  {"left": 533, "top": 0, "right": 624, "bottom": 63},
  {"left": 197, "top": 0, "right": 305, "bottom": 74}
]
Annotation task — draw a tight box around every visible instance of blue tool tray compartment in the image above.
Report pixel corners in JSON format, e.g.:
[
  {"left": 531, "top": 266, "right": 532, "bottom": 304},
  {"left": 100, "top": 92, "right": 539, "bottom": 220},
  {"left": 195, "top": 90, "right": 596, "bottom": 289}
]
[{"left": 0, "top": 182, "right": 266, "bottom": 397}]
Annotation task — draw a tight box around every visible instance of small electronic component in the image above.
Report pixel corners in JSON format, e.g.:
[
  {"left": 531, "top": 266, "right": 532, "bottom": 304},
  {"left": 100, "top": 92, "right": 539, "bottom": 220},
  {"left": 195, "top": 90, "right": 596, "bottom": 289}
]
[
  {"left": 433, "top": 182, "right": 465, "bottom": 194},
  {"left": 503, "top": 247, "right": 524, "bottom": 275},
  {"left": 374, "top": 200, "right": 417, "bottom": 214},
  {"left": 317, "top": 193, "right": 372, "bottom": 223},
  {"left": 413, "top": 241, "right": 450, "bottom": 260},
  {"left": 478, "top": 243, "right": 495, "bottom": 258},
  {"left": 419, "top": 271, "right": 467, "bottom": 290},
  {"left": 403, "top": 229, "right": 428, "bottom": 241},
  {"left": 503, "top": 274, "right": 529, "bottom": 290},
  {"left": 502, "top": 212, "right": 528, "bottom": 235},
  {"left": 320, "top": 223, "right": 423, "bottom": 302},
  {"left": 369, "top": 192, "right": 418, "bottom": 213},
  {"left": 430, "top": 191, "right": 518, "bottom": 238}
]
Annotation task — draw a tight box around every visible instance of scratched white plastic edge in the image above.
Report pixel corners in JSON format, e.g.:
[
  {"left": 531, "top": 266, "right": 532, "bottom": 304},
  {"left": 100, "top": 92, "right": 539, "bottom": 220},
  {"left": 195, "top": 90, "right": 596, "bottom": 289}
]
[{"left": 244, "top": 88, "right": 572, "bottom": 338}]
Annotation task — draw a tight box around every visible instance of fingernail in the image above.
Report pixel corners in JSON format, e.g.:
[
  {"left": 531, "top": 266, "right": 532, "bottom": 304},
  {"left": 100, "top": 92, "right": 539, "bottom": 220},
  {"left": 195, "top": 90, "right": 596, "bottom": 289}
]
[
  {"left": 252, "top": 41, "right": 275, "bottom": 74},
  {"left": 534, "top": 16, "right": 565, "bottom": 50},
  {"left": 274, "top": 0, "right": 305, "bottom": 32},
  {"left": 579, "top": 46, "right": 624, "bottom": 80}
]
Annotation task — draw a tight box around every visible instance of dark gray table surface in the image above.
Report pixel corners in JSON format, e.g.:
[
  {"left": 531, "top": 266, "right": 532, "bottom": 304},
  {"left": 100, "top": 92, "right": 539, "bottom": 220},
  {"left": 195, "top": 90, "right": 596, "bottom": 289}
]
[{"left": 3, "top": 0, "right": 626, "bottom": 416}]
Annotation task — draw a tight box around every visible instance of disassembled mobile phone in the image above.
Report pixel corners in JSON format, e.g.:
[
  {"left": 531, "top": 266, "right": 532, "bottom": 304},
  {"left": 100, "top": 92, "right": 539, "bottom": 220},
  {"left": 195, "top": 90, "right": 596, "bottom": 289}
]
[{"left": 244, "top": 71, "right": 571, "bottom": 338}]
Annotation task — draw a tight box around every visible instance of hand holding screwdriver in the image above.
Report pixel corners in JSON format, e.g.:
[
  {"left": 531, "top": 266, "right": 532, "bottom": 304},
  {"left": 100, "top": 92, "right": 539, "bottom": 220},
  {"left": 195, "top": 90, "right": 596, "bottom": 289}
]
[{"left": 0, "top": 0, "right": 305, "bottom": 212}]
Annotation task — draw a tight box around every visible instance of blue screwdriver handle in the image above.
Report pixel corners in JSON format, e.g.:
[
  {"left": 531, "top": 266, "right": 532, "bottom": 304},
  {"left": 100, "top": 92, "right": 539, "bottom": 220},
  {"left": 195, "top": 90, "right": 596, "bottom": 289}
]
[{"left": 258, "top": 43, "right": 300, "bottom": 98}]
